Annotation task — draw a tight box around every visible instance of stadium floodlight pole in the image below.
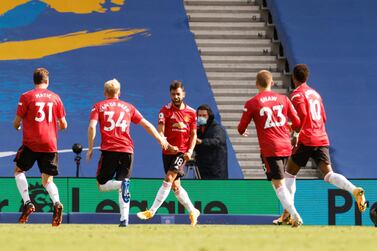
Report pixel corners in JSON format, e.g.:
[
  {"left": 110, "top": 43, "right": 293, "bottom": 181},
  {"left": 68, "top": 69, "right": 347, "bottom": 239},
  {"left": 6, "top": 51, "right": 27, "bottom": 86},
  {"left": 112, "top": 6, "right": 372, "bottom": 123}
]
[{"left": 72, "top": 143, "right": 83, "bottom": 178}]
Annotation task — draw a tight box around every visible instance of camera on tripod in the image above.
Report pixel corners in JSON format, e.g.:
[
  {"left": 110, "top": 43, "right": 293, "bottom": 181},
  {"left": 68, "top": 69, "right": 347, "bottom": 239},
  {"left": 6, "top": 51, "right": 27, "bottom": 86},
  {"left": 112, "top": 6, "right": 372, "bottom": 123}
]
[{"left": 72, "top": 143, "right": 83, "bottom": 177}]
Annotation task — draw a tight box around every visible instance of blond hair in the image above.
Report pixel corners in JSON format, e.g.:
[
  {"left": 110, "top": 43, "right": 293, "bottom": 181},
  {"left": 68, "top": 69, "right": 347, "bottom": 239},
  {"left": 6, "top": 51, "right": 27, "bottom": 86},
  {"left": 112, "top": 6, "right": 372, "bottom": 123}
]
[
  {"left": 104, "top": 79, "right": 120, "bottom": 97},
  {"left": 256, "top": 70, "right": 273, "bottom": 88}
]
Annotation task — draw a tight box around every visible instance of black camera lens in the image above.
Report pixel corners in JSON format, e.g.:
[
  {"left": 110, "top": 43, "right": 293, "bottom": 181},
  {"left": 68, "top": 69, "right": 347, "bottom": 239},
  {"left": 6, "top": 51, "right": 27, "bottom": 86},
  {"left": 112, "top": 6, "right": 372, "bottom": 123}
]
[{"left": 72, "top": 143, "right": 83, "bottom": 154}]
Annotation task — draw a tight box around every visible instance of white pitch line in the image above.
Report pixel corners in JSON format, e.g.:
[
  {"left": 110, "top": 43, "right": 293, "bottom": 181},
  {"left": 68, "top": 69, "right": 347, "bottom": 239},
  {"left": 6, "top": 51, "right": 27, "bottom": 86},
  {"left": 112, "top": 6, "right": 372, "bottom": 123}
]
[{"left": 0, "top": 146, "right": 100, "bottom": 158}]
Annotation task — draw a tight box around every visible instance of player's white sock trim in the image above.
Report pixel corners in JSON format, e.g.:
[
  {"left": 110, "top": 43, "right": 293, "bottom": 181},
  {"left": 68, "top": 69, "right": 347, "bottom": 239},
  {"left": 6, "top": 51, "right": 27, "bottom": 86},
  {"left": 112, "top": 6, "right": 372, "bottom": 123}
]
[
  {"left": 15, "top": 172, "right": 30, "bottom": 204},
  {"left": 324, "top": 171, "right": 356, "bottom": 194},
  {"left": 149, "top": 181, "right": 172, "bottom": 214},
  {"left": 99, "top": 180, "right": 122, "bottom": 192},
  {"left": 119, "top": 189, "right": 130, "bottom": 223},
  {"left": 275, "top": 185, "right": 299, "bottom": 218},
  {"left": 45, "top": 182, "right": 60, "bottom": 204},
  {"left": 284, "top": 172, "right": 296, "bottom": 200},
  {"left": 174, "top": 186, "right": 196, "bottom": 213}
]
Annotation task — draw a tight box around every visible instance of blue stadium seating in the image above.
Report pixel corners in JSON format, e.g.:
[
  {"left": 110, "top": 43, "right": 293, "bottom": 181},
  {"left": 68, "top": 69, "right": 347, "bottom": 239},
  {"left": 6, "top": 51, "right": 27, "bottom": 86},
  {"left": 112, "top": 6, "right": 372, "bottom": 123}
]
[
  {"left": 0, "top": 0, "right": 243, "bottom": 178},
  {"left": 267, "top": 0, "right": 377, "bottom": 178}
]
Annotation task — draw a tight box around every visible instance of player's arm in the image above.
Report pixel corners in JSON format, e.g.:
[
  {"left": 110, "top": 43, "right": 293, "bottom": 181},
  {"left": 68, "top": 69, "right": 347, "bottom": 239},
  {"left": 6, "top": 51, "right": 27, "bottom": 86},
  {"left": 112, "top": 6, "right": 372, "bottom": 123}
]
[
  {"left": 157, "top": 121, "right": 165, "bottom": 138},
  {"left": 58, "top": 117, "right": 68, "bottom": 131},
  {"left": 139, "top": 118, "right": 168, "bottom": 150},
  {"left": 86, "top": 119, "right": 97, "bottom": 161},
  {"left": 287, "top": 99, "right": 301, "bottom": 147},
  {"left": 13, "top": 115, "right": 22, "bottom": 130},
  {"left": 238, "top": 103, "right": 252, "bottom": 136},
  {"left": 184, "top": 128, "right": 197, "bottom": 161}
]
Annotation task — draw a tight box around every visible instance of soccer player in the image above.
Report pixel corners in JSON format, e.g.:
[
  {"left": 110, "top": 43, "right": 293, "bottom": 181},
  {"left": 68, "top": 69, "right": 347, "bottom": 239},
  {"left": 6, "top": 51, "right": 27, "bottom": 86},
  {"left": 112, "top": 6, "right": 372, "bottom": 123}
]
[
  {"left": 13, "top": 68, "right": 67, "bottom": 226},
  {"left": 274, "top": 64, "right": 367, "bottom": 224},
  {"left": 136, "top": 80, "right": 201, "bottom": 226},
  {"left": 86, "top": 79, "right": 168, "bottom": 227},
  {"left": 238, "top": 70, "right": 303, "bottom": 227}
]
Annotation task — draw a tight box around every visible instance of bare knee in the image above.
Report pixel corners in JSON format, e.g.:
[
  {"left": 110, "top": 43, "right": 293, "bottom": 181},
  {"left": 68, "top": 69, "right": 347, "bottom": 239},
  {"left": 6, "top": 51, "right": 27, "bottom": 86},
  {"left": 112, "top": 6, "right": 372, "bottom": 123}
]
[
  {"left": 41, "top": 173, "right": 53, "bottom": 187},
  {"left": 319, "top": 162, "right": 333, "bottom": 177},
  {"left": 14, "top": 166, "right": 23, "bottom": 176},
  {"left": 287, "top": 159, "right": 300, "bottom": 175}
]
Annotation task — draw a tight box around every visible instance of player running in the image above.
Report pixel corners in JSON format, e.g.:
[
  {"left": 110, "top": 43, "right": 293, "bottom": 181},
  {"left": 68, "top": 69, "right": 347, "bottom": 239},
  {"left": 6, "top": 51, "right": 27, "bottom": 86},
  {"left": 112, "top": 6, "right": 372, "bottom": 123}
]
[
  {"left": 274, "top": 64, "right": 367, "bottom": 225},
  {"left": 238, "top": 70, "right": 303, "bottom": 227},
  {"left": 13, "top": 68, "right": 67, "bottom": 226},
  {"left": 136, "top": 80, "right": 201, "bottom": 226},
  {"left": 86, "top": 79, "right": 168, "bottom": 227}
]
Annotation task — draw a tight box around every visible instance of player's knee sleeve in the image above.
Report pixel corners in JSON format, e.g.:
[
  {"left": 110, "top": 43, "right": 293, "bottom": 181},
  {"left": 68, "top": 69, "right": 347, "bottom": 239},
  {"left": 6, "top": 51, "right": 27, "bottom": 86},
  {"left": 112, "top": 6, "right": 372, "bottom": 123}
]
[{"left": 324, "top": 171, "right": 333, "bottom": 183}]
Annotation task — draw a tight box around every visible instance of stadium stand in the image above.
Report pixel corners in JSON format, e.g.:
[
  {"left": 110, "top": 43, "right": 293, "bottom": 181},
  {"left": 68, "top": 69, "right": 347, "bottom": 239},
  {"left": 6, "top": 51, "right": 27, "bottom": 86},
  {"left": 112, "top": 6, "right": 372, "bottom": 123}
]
[
  {"left": 267, "top": 0, "right": 377, "bottom": 178},
  {"left": 0, "top": 0, "right": 243, "bottom": 178}
]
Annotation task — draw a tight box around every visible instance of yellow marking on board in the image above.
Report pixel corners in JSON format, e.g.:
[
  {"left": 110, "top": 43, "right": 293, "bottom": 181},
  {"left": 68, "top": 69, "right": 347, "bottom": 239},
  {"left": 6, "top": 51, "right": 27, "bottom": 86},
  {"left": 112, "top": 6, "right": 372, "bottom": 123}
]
[
  {"left": 1, "top": 0, "right": 126, "bottom": 15},
  {"left": 0, "top": 29, "right": 146, "bottom": 60},
  {"left": 0, "top": 0, "right": 29, "bottom": 16},
  {"left": 41, "top": 0, "right": 125, "bottom": 14},
  {"left": 111, "top": 0, "right": 125, "bottom": 5}
]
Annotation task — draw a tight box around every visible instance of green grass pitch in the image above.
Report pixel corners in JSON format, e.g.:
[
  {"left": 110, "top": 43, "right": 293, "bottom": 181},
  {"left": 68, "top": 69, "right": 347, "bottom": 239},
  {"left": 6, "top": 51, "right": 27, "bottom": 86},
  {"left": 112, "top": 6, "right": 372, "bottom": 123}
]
[{"left": 0, "top": 224, "right": 376, "bottom": 251}]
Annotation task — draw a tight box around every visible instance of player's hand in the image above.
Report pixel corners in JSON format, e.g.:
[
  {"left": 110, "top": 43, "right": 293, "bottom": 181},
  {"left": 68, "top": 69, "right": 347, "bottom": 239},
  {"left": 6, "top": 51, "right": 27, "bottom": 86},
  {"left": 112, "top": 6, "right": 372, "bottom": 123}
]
[
  {"left": 160, "top": 137, "right": 169, "bottom": 150},
  {"left": 242, "top": 129, "right": 249, "bottom": 137},
  {"left": 167, "top": 144, "right": 179, "bottom": 154},
  {"left": 86, "top": 149, "right": 93, "bottom": 161},
  {"left": 183, "top": 150, "right": 193, "bottom": 161},
  {"left": 291, "top": 136, "right": 299, "bottom": 148},
  {"left": 196, "top": 138, "right": 202, "bottom": 145}
]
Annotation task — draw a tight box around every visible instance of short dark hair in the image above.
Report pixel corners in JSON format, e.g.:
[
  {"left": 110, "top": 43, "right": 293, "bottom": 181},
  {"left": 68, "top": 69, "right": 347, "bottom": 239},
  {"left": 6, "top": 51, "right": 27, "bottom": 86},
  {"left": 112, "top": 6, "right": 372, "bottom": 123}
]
[
  {"left": 170, "top": 80, "right": 184, "bottom": 91},
  {"left": 197, "top": 104, "right": 214, "bottom": 122},
  {"left": 293, "top": 64, "right": 309, "bottom": 83},
  {"left": 33, "top": 68, "right": 49, "bottom": 85}
]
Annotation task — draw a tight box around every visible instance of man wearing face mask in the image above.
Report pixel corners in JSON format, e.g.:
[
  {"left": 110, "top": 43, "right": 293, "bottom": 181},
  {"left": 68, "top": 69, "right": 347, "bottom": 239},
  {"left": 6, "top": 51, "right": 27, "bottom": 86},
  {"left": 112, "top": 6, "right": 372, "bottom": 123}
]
[{"left": 195, "top": 104, "right": 228, "bottom": 179}]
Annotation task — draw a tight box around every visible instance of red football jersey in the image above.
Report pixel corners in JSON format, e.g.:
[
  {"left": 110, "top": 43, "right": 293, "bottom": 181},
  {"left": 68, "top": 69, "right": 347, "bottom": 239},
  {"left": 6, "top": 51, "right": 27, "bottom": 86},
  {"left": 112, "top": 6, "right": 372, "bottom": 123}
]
[
  {"left": 16, "top": 88, "right": 66, "bottom": 152},
  {"left": 238, "top": 91, "right": 300, "bottom": 157},
  {"left": 90, "top": 98, "right": 143, "bottom": 153},
  {"left": 158, "top": 102, "right": 197, "bottom": 155},
  {"left": 290, "top": 83, "right": 329, "bottom": 146}
]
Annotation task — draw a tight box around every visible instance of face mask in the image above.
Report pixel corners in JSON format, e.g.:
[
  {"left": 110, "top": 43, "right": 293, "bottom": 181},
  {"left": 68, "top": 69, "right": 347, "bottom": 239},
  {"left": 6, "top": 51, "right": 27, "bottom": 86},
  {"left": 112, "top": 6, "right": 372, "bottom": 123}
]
[{"left": 197, "top": 117, "right": 207, "bottom": 126}]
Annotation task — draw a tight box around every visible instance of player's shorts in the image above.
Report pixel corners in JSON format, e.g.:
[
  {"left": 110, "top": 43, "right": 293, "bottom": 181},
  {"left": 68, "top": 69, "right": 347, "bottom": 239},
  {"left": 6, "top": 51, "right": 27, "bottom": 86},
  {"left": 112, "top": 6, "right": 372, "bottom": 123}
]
[
  {"left": 14, "top": 145, "right": 59, "bottom": 176},
  {"left": 260, "top": 155, "right": 288, "bottom": 181},
  {"left": 96, "top": 151, "right": 133, "bottom": 185},
  {"left": 291, "top": 144, "right": 331, "bottom": 168},
  {"left": 162, "top": 153, "right": 186, "bottom": 178}
]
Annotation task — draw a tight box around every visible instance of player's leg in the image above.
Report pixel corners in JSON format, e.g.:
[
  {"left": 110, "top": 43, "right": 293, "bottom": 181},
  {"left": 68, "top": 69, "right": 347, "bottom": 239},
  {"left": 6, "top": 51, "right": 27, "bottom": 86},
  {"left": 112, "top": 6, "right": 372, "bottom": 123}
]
[
  {"left": 285, "top": 144, "right": 311, "bottom": 199},
  {"left": 172, "top": 179, "right": 200, "bottom": 226},
  {"left": 116, "top": 152, "right": 133, "bottom": 227},
  {"left": 13, "top": 146, "right": 36, "bottom": 223},
  {"left": 137, "top": 154, "right": 177, "bottom": 220},
  {"left": 38, "top": 152, "right": 63, "bottom": 226},
  {"left": 263, "top": 156, "right": 302, "bottom": 227},
  {"left": 96, "top": 152, "right": 122, "bottom": 192},
  {"left": 273, "top": 145, "right": 310, "bottom": 225},
  {"left": 317, "top": 147, "right": 367, "bottom": 212}
]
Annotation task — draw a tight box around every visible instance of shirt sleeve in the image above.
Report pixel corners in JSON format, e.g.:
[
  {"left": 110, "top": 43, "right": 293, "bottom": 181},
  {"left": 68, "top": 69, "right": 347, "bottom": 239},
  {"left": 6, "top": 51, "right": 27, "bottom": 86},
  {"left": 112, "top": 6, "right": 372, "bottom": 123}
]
[
  {"left": 56, "top": 96, "right": 66, "bottom": 119},
  {"left": 291, "top": 92, "right": 307, "bottom": 127},
  {"left": 190, "top": 112, "right": 197, "bottom": 130},
  {"left": 131, "top": 106, "right": 143, "bottom": 124},
  {"left": 286, "top": 97, "right": 301, "bottom": 131},
  {"left": 158, "top": 108, "right": 165, "bottom": 124},
  {"left": 89, "top": 104, "right": 99, "bottom": 121},
  {"left": 238, "top": 101, "right": 253, "bottom": 135},
  {"left": 16, "top": 94, "right": 27, "bottom": 118}
]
